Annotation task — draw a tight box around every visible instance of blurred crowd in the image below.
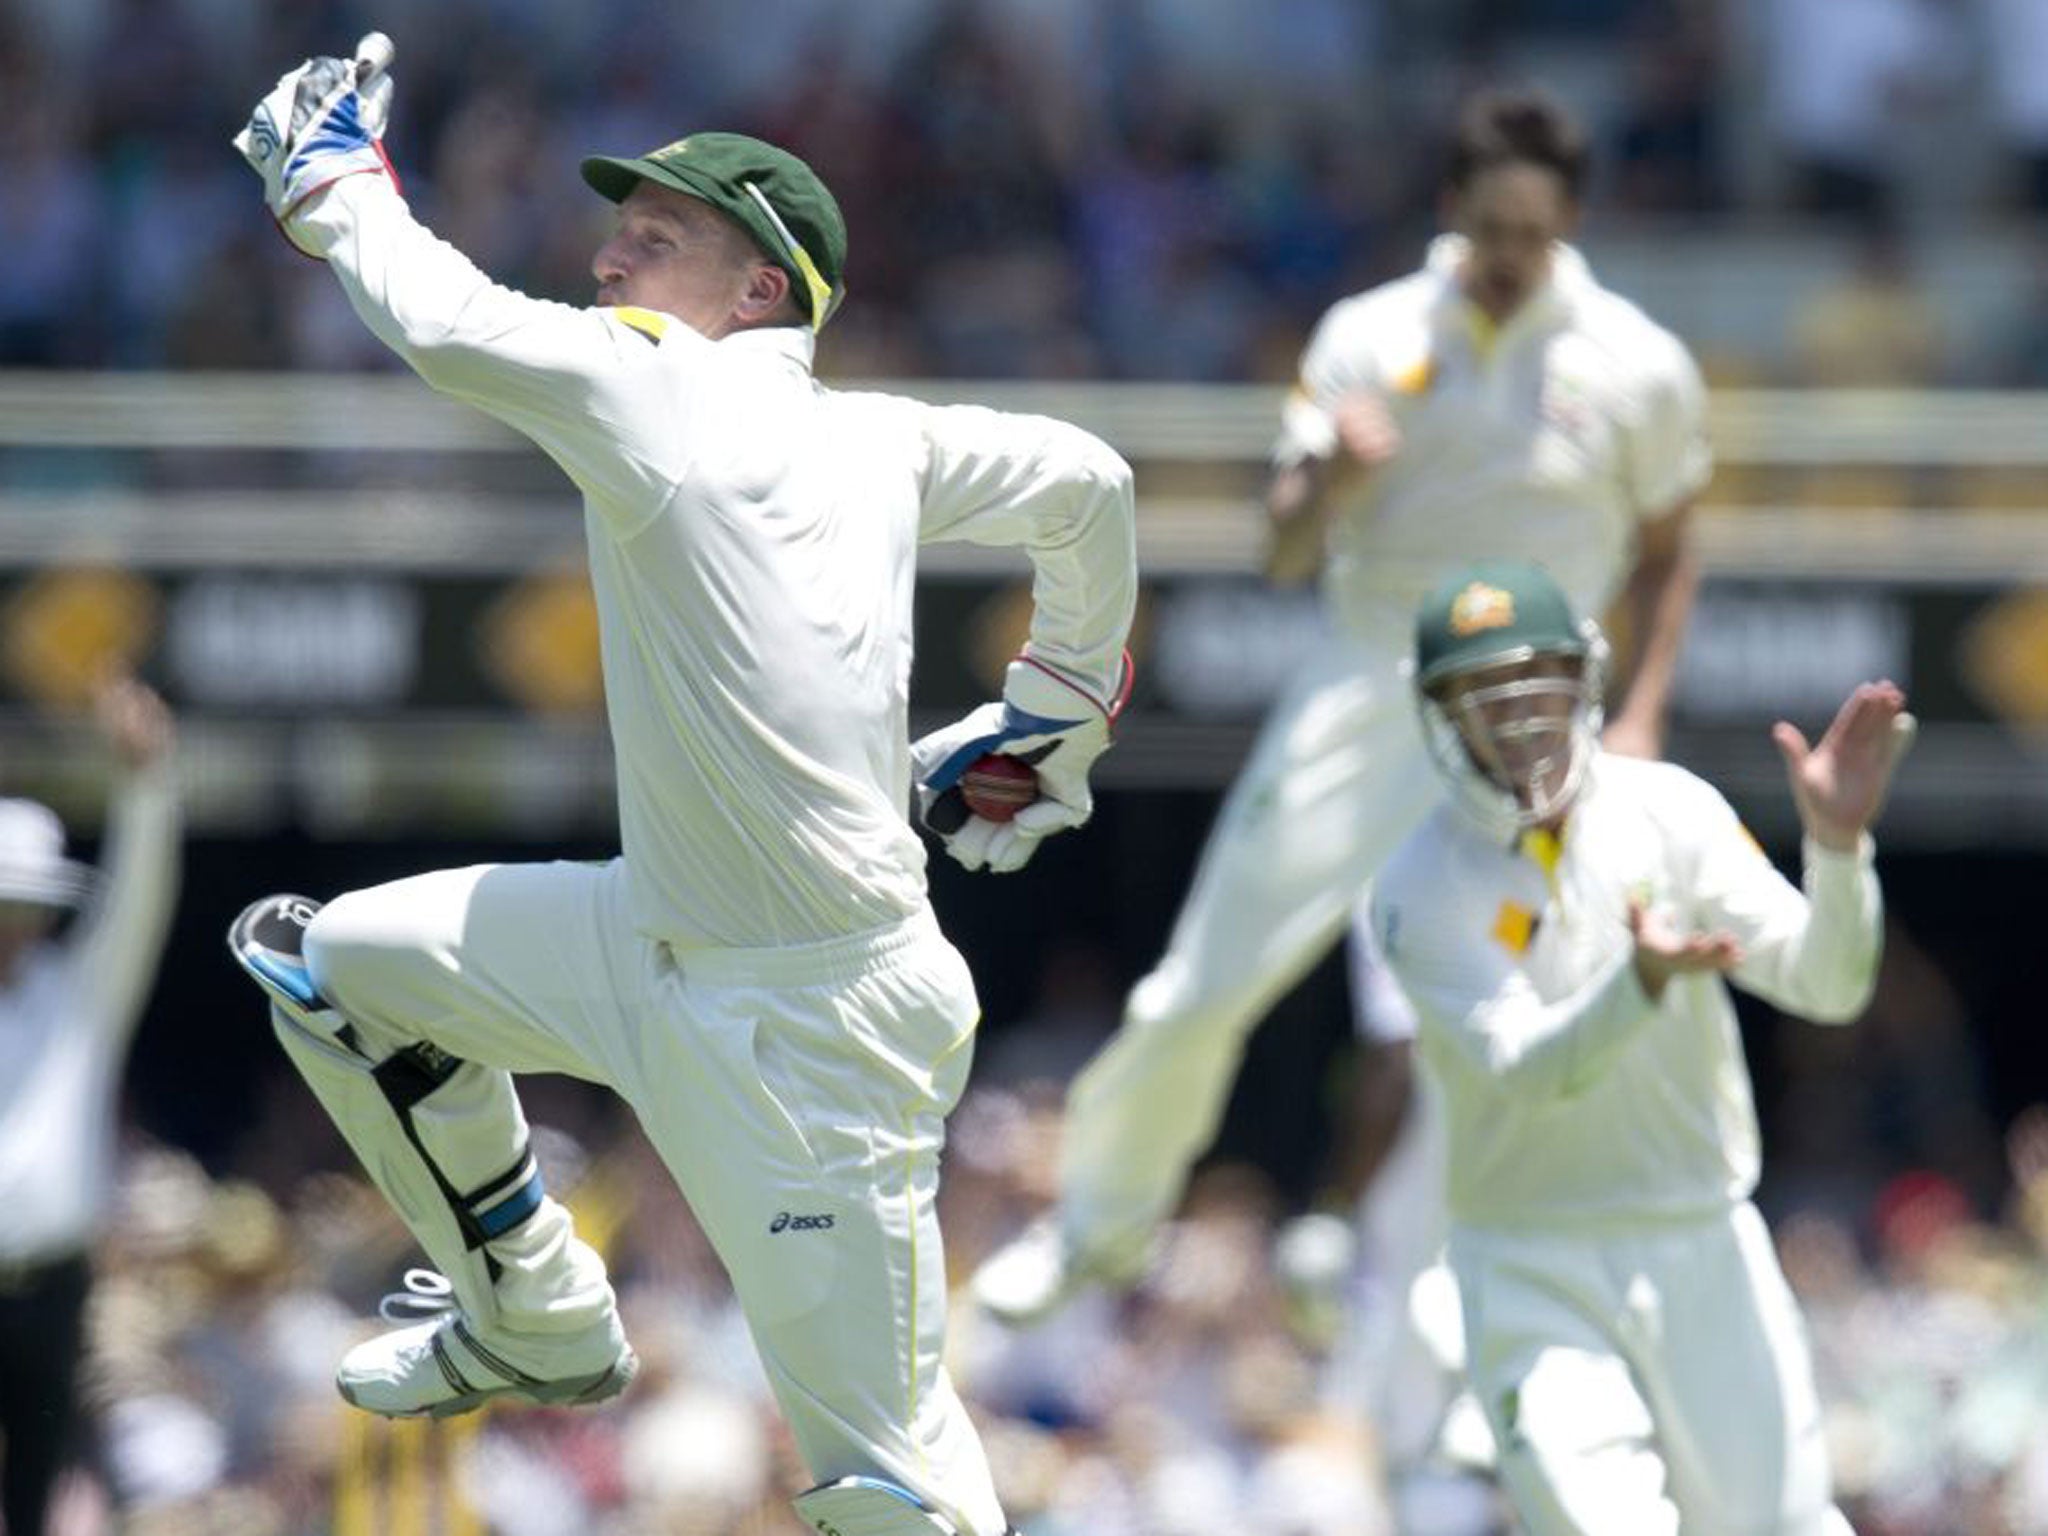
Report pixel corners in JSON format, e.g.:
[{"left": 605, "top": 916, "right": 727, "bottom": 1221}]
[
  {"left": 57, "top": 1075, "right": 2048, "bottom": 1536},
  {"left": 4, "top": 0, "right": 2048, "bottom": 384},
  {"left": 35, "top": 912, "right": 2048, "bottom": 1536}
]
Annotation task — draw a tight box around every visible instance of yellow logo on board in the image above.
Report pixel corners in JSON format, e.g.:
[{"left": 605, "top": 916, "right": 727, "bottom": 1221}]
[
  {"left": 1962, "top": 587, "right": 2048, "bottom": 726},
  {"left": 2, "top": 566, "right": 160, "bottom": 707},
  {"left": 1449, "top": 582, "right": 1516, "bottom": 637},
  {"left": 479, "top": 563, "right": 604, "bottom": 715}
]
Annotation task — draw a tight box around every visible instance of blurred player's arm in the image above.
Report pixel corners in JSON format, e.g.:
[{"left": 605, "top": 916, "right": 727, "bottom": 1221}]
[
  {"left": 1265, "top": 302, "right": 1390, "bottom": 587},
  {"left": 1263, "top": 455, "right": 1330, "bottom": 588},
  {"left": 1603, "top": 330, "right": 1712, "bottom": 760},
  {"left": 69, "top": 677, "right": 181, "bottom": 1042},
  {"left": 1264, "top": 391, "right": 1399, "bottom": 587},
  {"left": 1317, "top": 913, "right": 1422, "bottom": 1208},
  {"left": 1684, "top": 683, "right": 1908, "bottom": 1023},
  {"left": 291, "top": 178, "right": 684, "bottom": 518},
  {"left": 1321, "top": 1036, "right": 1416, "bottom": 1208},
  {"left": 1601, "top": 499, "right": 1698, "bottom": 760}
]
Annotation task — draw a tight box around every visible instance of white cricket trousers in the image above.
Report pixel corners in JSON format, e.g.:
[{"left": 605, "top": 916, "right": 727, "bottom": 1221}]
[
  {"left": 1059, "top": 618, "right": 1439, "bottom": 1266},
  {"left": 1449, "top": 1205, "right": 1853, "bottom": 1536},
  {"left": 305, "top": 858, "right": 1008, "bottom": 1536}
]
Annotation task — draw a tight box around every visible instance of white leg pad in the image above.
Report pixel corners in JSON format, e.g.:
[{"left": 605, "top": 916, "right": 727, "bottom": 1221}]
[
  {"left": 793, "top": 1478, "right": 963, "bottom": 1536},
  {"left": 269, "top": 1003, "right": 508, "bottom": 1327},
  {"left": 235, "top": 893, "right": 611, "bottom": 1338}
]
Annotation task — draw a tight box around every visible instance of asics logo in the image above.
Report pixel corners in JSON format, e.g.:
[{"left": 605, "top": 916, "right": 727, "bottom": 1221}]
[
  {"left": 246, "top": 110, "right": 281, "bottom": 164},
  {"left": 769, "top": 1211, "right": 834, "bottom": 1234}
]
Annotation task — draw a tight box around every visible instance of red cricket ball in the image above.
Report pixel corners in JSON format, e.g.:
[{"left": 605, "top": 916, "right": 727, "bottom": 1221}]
[{"left": 959, "top": 753, "right": 1039, "bottom": 823}]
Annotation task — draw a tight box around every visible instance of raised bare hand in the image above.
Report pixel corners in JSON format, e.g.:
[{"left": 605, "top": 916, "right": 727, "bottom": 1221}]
[
  {"left": 1771, "top": 681, "right": 1912, "bottom": 853},
  {"left": 94, "top": 675, "right": 176, "bottom": 771}
]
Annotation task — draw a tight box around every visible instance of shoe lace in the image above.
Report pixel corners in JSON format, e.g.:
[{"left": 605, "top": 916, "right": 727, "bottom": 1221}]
[{"left": 378, "top": 1267, "right": 457, "bottom": 1323}]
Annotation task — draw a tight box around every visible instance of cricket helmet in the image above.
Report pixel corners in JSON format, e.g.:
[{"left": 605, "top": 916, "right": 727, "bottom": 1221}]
[{"left": 1412, "top": 559, "right": 1606, "bottom": 840}]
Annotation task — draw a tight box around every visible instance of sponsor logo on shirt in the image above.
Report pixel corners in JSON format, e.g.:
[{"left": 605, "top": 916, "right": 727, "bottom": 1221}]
[
  {"left": 768, "top": 1211, "right": 835, "bottom": 1234},
  {"left": 1390, "top": 352, "right": 1435, "bottom": 396},
  {"left": 1492, "top": 899, "right": 1537, "bottom": 954}
]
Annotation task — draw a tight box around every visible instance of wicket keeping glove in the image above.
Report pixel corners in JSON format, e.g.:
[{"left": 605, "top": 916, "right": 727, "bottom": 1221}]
[
  {"left": 233, "top": 35, "right": 396, "bottom": 248},
  {"left": 911, "top": 652, "right": 1132, "bottom": 874}
]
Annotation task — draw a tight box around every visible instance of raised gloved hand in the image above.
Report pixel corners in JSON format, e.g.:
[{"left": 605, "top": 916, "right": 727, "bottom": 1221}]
[
  {"left": 233, "top": 32, "right": 396, "bottom": 244},
  {"left": 912, "top": 652, "right": 1132, "bottom": 874}
]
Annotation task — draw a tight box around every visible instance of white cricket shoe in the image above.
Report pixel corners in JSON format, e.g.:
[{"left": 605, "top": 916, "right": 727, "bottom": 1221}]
[
  {"left": 970, "top": 1217, "right": 1132, "bottom": 1327},
  {"left": 337, "top": 1270, "right": 637, "bottom": 1419}
]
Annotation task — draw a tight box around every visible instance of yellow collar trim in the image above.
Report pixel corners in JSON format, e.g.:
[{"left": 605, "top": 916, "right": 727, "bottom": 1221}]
[
  {"left": 612, "top": 306, "right": 671, "bottom": 343},
  {"left": 1518, "top": 826, "right": 1564, "bottom": 880},
  {"left": 1462, "top": 301, "right": 1500, "bottom": 359}
]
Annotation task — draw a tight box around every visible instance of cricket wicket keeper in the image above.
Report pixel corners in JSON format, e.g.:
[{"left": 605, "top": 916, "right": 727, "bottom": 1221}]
[{"left": 227, "top": 32, "right": 1137, "bottom": 1536}]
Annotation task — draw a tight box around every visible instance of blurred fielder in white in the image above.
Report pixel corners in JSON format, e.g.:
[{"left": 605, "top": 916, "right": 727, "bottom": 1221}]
[
  {"left": 228, "top": 33, "right": 1134, "bottom": 1536},
  {"left": 975, "top": 86, "right": 1712, "bottom": 1326},
  {"left": 1371, "top": 558, "right": 1906, "bottom": 1536}
]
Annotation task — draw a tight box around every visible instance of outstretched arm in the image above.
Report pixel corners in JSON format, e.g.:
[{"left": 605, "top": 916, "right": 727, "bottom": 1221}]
[
  {"left": 1606, "top": 323, "right": 1712, "bottom": 760},
  {"left": 235, "top": 36, "right": 688, "bottom": 529},
  {"left": 70, "top": 677, "right": 181, "bottom": 1044},
  {"left": 1688, "top": 681, "right": 1912, "bottom": 1022},
  {"left": 1772, "top": 679, "right": 1913, "bottom": 852}
]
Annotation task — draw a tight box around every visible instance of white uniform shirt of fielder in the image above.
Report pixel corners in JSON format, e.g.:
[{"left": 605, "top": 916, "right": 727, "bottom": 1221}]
[
  {"left": 293, "top": 178, "right": 1135, "bottom": 954},
  {"left": 1371, "top": 754, "right": 1880, "bottom": 1230},
  {"left": 1278, "top": 234, "right": 1712, "bottom": 634}
]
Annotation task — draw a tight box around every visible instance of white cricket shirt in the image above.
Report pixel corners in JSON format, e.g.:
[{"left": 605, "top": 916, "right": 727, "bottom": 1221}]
[
  {"left": 1275, "top": 236, "right": 1712, "bottom": 637},
  {"left": 1371, "top": 755, "right": 1880, "bottom": 1232},
  {"left": 0, "top": 768, "right": 180, "bottom": 1265},
  {"left": 297, "top": 180, "right": 1135, "bottom": 952}
]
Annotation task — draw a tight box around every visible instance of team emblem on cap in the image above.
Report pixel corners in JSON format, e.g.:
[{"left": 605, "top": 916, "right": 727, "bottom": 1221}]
[{"left": 1449, "top": 582, "right": 1516, "bottom": 636}]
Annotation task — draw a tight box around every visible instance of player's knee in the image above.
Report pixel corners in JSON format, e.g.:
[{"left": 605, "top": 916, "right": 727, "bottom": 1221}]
[
  {"left": 303, "top": 888, "right": 421, "bottom": 1020},
  {"left": 1125, "top": 960, "right": 1263, "bottom": 1047}
]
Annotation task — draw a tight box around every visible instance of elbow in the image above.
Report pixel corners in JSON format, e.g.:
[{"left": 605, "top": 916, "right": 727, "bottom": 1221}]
[
  {"left": 1055, "top": 425, "right": 1134, "bottom": 514},
  {"left": 1803, "top": 977, "right": 1876, "bottom": 1026},
  {"left": 1086, "top": 440, "right": 1137, "bottom": 523},
  {"left": 1784, "top": 956, "right": 1879, "bottom": 1024},
  {"left": 1808, "top": 936, "right": 1884, "bottom": 1024}
]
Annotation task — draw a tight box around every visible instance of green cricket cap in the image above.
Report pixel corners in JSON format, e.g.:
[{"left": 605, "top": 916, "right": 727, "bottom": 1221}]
[
  {"left": 580, "top": 132, "right": 846, "bottom": 327},
  {"left": 1414, "top": 560, "right": 1586, "bottom": 692}
]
